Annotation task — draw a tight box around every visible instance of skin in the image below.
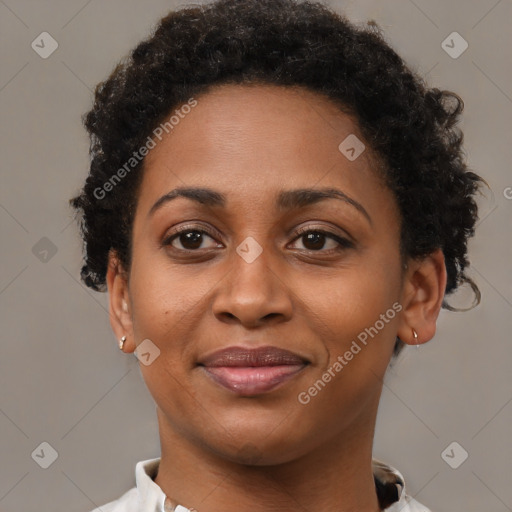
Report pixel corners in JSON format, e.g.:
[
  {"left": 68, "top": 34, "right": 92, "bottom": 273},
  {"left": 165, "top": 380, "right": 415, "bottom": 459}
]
[{"left": 106, "top": 84, "right": 447, "bottom": 512}]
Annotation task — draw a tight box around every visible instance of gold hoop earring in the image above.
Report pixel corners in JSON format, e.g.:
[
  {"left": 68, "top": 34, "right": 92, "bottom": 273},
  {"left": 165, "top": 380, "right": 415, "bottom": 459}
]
[{"left": 119, "top": 335, "right": 127, "bottom": 351}]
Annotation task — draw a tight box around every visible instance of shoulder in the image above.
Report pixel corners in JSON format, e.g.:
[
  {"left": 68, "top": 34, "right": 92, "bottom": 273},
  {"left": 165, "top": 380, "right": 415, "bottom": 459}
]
[{"left": 89, "top": 486, "right": 138, "bottom": 512}]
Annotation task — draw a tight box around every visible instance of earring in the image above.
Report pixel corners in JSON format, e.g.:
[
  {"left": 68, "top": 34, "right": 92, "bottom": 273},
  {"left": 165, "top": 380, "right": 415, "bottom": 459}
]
[
  {"left": 412, "top": 328, "right": 419, "bottom": 349},
  {"left": 119, "top": 335, "right": 127, "bottom": 351}
]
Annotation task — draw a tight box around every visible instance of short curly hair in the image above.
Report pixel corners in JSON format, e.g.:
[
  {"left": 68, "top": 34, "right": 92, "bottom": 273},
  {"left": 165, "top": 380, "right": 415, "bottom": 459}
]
[{"left": 69, "top": 0, "right": 484, "bottom": 357}]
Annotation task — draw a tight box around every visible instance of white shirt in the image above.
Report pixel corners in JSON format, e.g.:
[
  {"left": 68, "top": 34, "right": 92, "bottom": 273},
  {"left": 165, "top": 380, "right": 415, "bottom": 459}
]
[{"left": 91, "top": 457, "right": 432, "bottom": 512}]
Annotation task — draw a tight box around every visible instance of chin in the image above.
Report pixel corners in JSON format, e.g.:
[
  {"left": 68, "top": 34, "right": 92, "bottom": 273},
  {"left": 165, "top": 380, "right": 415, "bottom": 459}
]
[{"left": 201, "top": 428, "right": 311, "bottom": 467}]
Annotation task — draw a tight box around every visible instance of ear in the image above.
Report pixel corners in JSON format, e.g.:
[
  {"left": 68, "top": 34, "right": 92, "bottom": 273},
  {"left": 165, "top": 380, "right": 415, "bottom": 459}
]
[
  {"left": 397, "top": 248, "right": 447, "bottom": 346},
  {"left": 106, "top": 249, "right": 134, "bottom": 352}
]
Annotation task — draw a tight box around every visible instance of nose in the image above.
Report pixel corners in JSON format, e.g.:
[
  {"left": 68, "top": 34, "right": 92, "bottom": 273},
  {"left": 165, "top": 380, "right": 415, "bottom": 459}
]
[{"left": 211, "top": 244, "right": 293, "bottom": 328}]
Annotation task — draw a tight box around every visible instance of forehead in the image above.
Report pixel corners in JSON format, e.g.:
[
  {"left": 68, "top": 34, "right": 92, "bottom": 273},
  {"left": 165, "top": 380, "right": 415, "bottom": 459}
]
[{"left": 138, "top": 83, "right": 391, "bottom": 215}]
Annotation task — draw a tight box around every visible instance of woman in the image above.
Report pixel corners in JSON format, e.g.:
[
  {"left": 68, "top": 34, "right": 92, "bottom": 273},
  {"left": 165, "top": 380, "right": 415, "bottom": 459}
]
[{"left": 69, "top": 0, "right": 483, "bottom": 510}]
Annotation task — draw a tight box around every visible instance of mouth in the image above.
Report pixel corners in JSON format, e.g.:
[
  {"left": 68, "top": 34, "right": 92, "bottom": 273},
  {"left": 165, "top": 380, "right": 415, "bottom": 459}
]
[{"left": 198, "top": 346, "right": 309, "bottom": 396}]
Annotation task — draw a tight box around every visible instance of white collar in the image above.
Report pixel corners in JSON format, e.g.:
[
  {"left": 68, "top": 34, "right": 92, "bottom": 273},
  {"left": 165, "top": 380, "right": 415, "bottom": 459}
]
[
  {"left": 134, "top": 458, "right": 167, "bottom": 511},
  {"left": 133, "top": 456, "right": 431, "bottom": 512}
]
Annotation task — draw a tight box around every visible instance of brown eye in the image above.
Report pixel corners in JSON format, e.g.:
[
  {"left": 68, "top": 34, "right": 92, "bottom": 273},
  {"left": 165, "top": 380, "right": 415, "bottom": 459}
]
[
  {"left": 163, "top": 228, "right": 221, "bottom": 251},
  {"left": 290, "top": 229, "right": 353, "bottom": 252}
]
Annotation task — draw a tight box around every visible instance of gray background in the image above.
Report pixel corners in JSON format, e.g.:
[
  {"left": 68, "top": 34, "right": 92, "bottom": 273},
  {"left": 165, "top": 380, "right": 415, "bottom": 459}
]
[{"left": 1, "top": 0, "right": 511, "bottom": 511}]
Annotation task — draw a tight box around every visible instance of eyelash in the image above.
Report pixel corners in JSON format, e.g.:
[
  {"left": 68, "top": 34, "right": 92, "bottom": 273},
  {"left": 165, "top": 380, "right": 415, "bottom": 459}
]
[
  {"left": 162, "top": 224, "right": 354, "bottom": 254},
  {"left": 294, "top": 226, "right": 354, "bottom": 252}
]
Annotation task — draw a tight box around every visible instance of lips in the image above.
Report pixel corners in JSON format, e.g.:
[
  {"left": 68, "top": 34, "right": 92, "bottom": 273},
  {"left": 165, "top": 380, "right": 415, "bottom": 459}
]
[{"left": 198, "top": 346, "right": 309, "bottom": 395}]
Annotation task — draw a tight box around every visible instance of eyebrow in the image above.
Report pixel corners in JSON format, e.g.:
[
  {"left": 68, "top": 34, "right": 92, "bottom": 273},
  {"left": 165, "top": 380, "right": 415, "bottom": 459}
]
[{"left": 147, "top": 186, "right": 372, "bottom": 225}]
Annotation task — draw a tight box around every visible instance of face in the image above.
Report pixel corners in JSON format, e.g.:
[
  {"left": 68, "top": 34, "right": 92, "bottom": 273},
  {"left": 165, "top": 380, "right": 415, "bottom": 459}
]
[{"left": 114, "top": 84, "right": 408, "bottom": 464}]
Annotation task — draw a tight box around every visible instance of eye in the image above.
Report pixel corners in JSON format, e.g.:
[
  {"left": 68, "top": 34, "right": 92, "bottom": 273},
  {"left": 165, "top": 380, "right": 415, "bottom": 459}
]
[
  {"left": 162, "top": 227, "right": 222, "bottom": 251},
  {"left": 162, "top": 225, "right": 354, "bottom": 254},
  {"left": 290, "top": 228, "right": 353, "bottom": 252}
]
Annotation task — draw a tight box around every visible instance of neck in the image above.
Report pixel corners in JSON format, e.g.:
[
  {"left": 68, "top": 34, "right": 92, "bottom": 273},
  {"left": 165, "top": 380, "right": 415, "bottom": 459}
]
[{"left": 154, "top": 408, "right": 381, "bottom": 512}]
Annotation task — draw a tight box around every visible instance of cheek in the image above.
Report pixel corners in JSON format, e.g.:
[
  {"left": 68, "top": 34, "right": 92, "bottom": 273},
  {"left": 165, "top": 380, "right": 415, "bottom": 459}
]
[
  {"left": 301, "top": 258, "right": 402, "bottom": 379},
  {"left": 127, "top": 247, "right": 223, "bottom": 379},
  {"left": 293, "top": 268, "right": 400, "bottom": 435},
  {"left": 305, "top": 260, "right": 400, "bottom": 329},
  {"left": 128, "top": 243, "right": 199, "bottom": 334},
  {"left": 127, "top": 260, "right": 206, "bottom": 411}
]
